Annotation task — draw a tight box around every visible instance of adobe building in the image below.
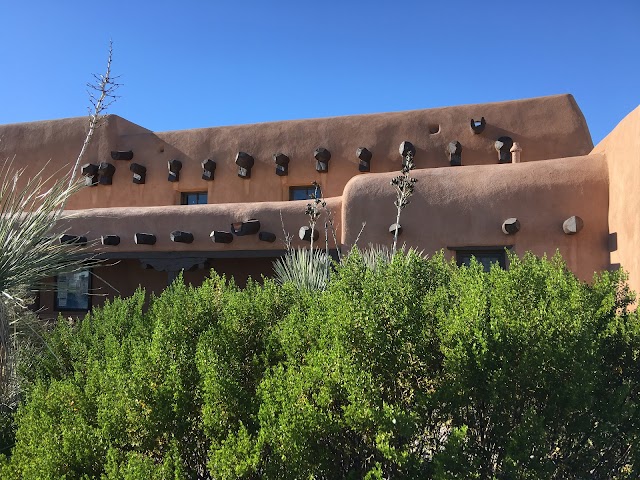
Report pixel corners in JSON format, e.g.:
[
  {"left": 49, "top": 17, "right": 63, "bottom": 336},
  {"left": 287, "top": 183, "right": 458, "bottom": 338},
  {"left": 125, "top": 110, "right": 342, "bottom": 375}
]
[{"left": 0, "top": 94, "right": 638, "bottom": 317}]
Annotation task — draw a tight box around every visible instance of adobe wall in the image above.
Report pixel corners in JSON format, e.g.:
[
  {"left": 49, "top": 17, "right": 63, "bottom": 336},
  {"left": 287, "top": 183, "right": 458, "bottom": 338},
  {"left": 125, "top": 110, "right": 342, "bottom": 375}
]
[
  {"left": 342, "top": 155, "right": 610, "bottom": 283},
  {"left": 0, "top": 116, "right": 116, "bottom": 197},
  {"left": 38, "top": 260, "right": 168, "bottom": 320},
  {"left": 592, "top": 105, "right": 640, "bottom": 296},
  {"left": 55, "top": 197, "right": 342, "bottom": 253},
  {"left": 37, "top": 257, "right": 278, "bottom": 320},
  {"left": 0, "top": 94, "right": 593, "bottom": 210}
]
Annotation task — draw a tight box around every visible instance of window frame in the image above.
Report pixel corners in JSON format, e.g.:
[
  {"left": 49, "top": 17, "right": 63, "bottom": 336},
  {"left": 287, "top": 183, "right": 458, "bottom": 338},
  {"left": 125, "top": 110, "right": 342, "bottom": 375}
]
[
  {"left": 449, "top": 246, "right": 512, "bottom": 272},
  {"left": 289, "top": 185, "right": 322, "bottom": 201},
  {"left": 54, "top": 269, "right": 92, "bottom": 312},
  {"left": 180, "top": 191, "right": 208, "bottom": 205}
]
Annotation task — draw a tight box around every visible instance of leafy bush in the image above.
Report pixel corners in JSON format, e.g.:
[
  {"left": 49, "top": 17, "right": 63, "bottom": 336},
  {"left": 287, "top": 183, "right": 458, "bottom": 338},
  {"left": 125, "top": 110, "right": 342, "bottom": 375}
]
[
  {"left": 1, "top": 252, "right": 639, "bottom": 479},
  {"left": 433, "top": 253, "right": 640, "bottom": 479}
]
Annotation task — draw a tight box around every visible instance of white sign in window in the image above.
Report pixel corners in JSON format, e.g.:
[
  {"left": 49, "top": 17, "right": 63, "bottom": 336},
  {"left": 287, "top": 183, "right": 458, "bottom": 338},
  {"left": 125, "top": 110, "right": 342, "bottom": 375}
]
[{"left": 55, "top": 270, "right": 91, "bottom": 311}]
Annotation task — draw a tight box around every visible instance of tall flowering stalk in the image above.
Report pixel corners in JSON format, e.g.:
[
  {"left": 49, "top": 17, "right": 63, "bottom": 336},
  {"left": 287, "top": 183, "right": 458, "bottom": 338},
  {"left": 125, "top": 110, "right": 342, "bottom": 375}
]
[
  {"left": 304, "top": 182, "right": 323, "bottom": 250},
  {"left": 390, "top": 151, "right": 418, "bottom": 254},
  {"left": 0, "top": 42, "right": 118, "bottom": 405}
]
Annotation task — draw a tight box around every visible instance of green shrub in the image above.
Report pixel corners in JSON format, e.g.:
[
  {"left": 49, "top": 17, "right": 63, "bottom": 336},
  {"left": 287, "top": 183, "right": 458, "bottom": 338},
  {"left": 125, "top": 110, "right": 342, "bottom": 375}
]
[
  {"left": 434, "top": 253, "right": 640, "bottom": 479},
  {"left": 6, "top": 380, "right": 104, "bottom": 479},
  {"left": 2, "top": 253, "right": 639, "bottom": 479}
]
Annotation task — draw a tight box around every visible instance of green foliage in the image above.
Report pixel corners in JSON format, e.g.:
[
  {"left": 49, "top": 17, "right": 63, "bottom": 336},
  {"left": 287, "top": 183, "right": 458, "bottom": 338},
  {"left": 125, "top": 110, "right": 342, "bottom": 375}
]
[
  {"left": 357, "top": 243, "right": 426, "bottom": 271},
  {"left": 2, "top": 252, "right": 640, "bottom": 479},
  {"left": 273, "top": 247, "right": 331, "bottom": 291},
  {"left": 435, "top": 252, "right": 640, "bottom": 479},
  {"left": 0, "top": 162, "right": 95, "bottom": 409},
  {"left": 252, "top": 250, "right": 451, "bottom": 478},
  {"left": 0, "top": 162, "right": 90, "bottom": 299},
  {"left": 6, "top": 380, "right": 104, "bottom": 479},
  {"left": 197, "top": 278, "right": 299, "bottom": 475}
]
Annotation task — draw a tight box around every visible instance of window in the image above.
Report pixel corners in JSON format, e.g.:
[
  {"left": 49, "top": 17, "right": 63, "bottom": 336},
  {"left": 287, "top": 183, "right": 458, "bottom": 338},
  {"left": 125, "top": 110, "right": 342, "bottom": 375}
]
[
  {"left": 181, "top": 192, "right": 208, "bottom": 205},
  {"left": 55, "top": 270, "right": 91, "bottom": 311},
  {"left": 455, "top": 249, "right": 507, "bottom": 272},
  {"left": 289, "top": 185, "right": 321, "bottom": 201}
]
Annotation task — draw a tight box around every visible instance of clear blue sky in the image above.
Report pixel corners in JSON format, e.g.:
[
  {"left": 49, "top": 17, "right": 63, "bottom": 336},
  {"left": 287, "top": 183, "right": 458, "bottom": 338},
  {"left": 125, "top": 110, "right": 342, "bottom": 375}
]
[{"left": 1, "top": 1, "right": 638, "bottom": 144}]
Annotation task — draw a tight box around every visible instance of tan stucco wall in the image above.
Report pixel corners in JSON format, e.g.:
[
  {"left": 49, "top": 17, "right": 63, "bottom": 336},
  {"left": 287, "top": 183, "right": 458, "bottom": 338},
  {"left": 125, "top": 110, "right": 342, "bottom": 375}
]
[
  {"left": 592, "top": 105, "right": 640, "bottom": 295},
  {"left": 0, "top": 94, "right": 593, "bottom": 209},
  {"left": 54, "top": 153, "right": 611, "bottom": 284},
  {"left": 38, "top": 260, "right": 168, "bottom": 320},
  {"left": 342, "top": 155, "right": 610, "bottom": 283},
  {"left": 0, "top": 116, "right": 115, "bottom": 200},
  {"left": 38, "top": 257, "right": 278, "bottom": 320},
  {"left": 56, "top": 197, "right": 342, "bottom": 253},
  {"left": 3, "top": 93, "right": 621, "bottom": 310}
]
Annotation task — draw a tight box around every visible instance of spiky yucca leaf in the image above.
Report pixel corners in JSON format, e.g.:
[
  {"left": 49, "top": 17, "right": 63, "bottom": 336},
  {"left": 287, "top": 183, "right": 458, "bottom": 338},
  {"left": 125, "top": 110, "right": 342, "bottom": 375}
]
[
  {"left": 0, "top": 42, "right": 117, "bottom": 407},
  {"left": 0, "top": 160, "right": 90, "bottom": 298},
  {"left": 359, "top": 244, "right": 393, "bottom": 271},
  {"left": 0, "top": 160, "right": 93, "bottom": 403},
  {"left": 355, "top": 244, "right": 426, "bottom": 271},
  {"left": 273, "top": 248, "right": 331, "bottom": 291}
]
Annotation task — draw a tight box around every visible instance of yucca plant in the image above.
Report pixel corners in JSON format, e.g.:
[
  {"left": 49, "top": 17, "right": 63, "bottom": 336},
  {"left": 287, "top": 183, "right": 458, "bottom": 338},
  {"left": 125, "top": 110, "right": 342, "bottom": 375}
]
[
  {"left": 0, "top": 162, "right": 90, "bottom": 295},
  {"left": 273, "top": 248, "right": 331, "bottom": 291},
  {"left": 356, "top": 243, "right": 426, "bottom": 271},
  {"left": 0, "top": 41, "right": 119, "bottom": 406},
  {"left": 0, "top": 161, "right": 92, "bottom": 405},
  {"left": 354, "top": 244, "right": 391, "bottom": 272}
]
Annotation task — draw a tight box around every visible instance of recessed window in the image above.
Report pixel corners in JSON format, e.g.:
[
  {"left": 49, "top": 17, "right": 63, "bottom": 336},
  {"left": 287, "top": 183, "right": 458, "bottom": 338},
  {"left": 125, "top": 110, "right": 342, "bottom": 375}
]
[
  {"left": 289, "top": 185, "right": 322, "bottom": 201},
  {"left": 55, "top": 270, "right": 91, "bottom": 311},
  {"left": 181, "top": 192, "right": 208, "bottom": 205},
  {"left": 456, "top": 249, "right": 507, "bottom": 272}
]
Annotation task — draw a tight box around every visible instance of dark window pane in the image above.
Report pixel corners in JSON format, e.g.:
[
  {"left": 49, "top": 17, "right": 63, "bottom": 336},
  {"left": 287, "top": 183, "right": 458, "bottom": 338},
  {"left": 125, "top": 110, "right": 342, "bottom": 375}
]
[
  {"left": 290, "top": 185, "right": 321, "bottom": 201},
  {"left": 181, "top": 192, "right": 207, "bottom": 205},
  {"left": 456, "top": 250, "right": 506, "bottom": 272}
]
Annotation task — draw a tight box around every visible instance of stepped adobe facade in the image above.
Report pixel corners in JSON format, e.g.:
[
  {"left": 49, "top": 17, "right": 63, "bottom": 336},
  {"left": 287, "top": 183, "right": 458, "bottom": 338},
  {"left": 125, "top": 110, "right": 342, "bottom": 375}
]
[{"left": 1, "top": 94, "right": 639, "bottom": 316}]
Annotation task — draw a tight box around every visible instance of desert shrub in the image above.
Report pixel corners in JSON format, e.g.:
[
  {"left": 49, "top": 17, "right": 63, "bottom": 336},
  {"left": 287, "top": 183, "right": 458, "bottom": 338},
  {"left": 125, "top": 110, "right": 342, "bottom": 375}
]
[
  {"left": 5, "top": 380, "right": 105, "bottom": 478},
  {"left": 433, "top": 253, "right": 640, "bottom": 479},
  {"left": 1, "top": 252, "right": 639, "bottom": 479},
  {"left": 241, "top": 250, "right": 452, "bottom": 478},
  {"left": 198, "top": 279, "right": 301, "bottom": 477}
]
